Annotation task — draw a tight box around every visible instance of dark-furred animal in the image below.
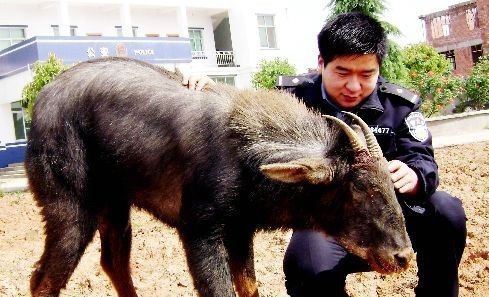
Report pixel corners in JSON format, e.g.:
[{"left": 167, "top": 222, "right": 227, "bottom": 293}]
[{"left": 26, "top": 57, "right": 412, "bottom": 297}]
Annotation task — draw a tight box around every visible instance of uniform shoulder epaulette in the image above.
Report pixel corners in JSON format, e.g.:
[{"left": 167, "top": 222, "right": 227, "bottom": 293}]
[
  {"left": 276, "top": 75, "right": 314, "bottom": 89},
  {"left": 378, "top": 82, "right": 420, "bottom": 105}
]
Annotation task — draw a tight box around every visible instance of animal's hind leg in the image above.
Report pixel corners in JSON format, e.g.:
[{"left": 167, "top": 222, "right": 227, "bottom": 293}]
[
  {"left": 30, "top": 199, "right": 97, "bottom": 297},
  {"left": 99, "top": 203, "right": 138, "bottom": 297}
]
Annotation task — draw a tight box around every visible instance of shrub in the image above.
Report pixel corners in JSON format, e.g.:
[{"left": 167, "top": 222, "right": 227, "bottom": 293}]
[
  {"left": 402, "top": 43, "right": 464, "bottom": 117},
  {"left": 252, "top": 58, "right": 296, "bottom": 89},
  {"left": 464, "top": 55, "right": 489, "bottom": 110},
  {"left": 22, "top": 54, "right": 67, "bottom": 121}
]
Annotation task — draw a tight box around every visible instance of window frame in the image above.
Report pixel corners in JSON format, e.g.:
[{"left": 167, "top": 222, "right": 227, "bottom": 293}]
[
  {"left": 471, "top": 44, "right": 483, "bottom": 64},
  {"left": 0, "top": 25, "right": 27, "bottom": 51},
  {"left": 50, "top": 25, "right": 77, "bottom": 36},
  {"left": 115, "top": 25, "right": 139, "bottom": 37},
  {"left": 10, "top": 101, "right": 28, "bottom": 140},
  {"left": 257, "top": 14, "right": 277, "bottom": 49},
  {"left": 188, "top": 27, "right": 205, "bottom": 52},
  {"left": 209, "top": 75, "right": 236, "bottom": 86},
  {"left": 441, "top": 50, "right": 456, "bottom": 70}
]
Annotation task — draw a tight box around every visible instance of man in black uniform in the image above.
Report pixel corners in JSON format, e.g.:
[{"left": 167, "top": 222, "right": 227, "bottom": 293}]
[{"left": 279, "top": 12, "right": 467, "bottom": 297}]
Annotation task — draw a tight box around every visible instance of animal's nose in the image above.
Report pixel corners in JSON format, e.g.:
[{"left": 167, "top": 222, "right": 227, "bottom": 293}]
[{"left": 394, "top": 247, "right": 414, "bottom": 269}]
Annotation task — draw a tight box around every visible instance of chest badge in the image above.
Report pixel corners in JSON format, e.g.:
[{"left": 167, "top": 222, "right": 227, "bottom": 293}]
[{"left": 405, "top": 112, "right": 429, "bottom": 142}]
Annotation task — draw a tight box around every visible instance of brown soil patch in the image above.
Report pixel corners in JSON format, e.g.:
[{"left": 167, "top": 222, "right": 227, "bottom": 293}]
[{"left": 1, "top": 142, "right": 488, "bottom": 296}]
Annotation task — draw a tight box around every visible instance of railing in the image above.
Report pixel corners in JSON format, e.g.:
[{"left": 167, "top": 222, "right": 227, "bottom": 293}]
[
  {"left": 191, "top": 50, "right": 236, "bottom": 67},
  {"left": 216, "top": 51, "right": 235, "bottom": 67}
]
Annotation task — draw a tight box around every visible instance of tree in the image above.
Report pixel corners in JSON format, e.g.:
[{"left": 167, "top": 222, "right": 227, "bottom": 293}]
[
  {"left": 327, "top": 0, "right": 408, "bottom": 85},
  {"left": 252, "top": 58, "right": 296, "bottom": 89},
  {"left": 381, "top": 41, "right": 409, "bottom": 84},
  {"left": 22, "top": 54, "right": 67, "bottom": 120},
  {"left": 402, "top": 43, "right": 463, "bottom": 116},
  {"left": 329, "top": 0, "right": 385, "bottom": 19},
  {"left": 464, "top": 55, "right": 489, "bottom": 110}
]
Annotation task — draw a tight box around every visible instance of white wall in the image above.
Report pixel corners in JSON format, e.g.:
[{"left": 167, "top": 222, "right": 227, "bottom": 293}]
[
  {"left": 0, "top": 71, "right": 32, "bottom": 144},
  {"left": 280, "top": 0, "right": 326, "bottom": 73},
  {"left": 0, "top": 103, "right": 16, "bottom": 144},
  {"left": 0, "top": 0, "right": 326, "bottom": 73},
  {"left": 188, "top": 11, "right": 219, "bottom": 66},
  {"left": 0, "top": 71, "right": 32, "bottom": 104},
  {"left": 0, "top": 3, "right": 59, "bottom": 37},
  {"left": 69, "top": 5, "right": 121, "bottom": 36},
  {"left": 130, "top": 7, "right": 180, "bottom": 37},
  {"left": 0, "top": 0, "right": 328, "bottom": 144}
]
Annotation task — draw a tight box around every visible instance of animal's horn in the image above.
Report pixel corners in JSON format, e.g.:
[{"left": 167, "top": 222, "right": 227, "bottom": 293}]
[
  {"left": 342, "top": 111, "right": 383, "bottom": 159},
  {"left": 322, "top": 115, "right": 366, "bottom": 152}
]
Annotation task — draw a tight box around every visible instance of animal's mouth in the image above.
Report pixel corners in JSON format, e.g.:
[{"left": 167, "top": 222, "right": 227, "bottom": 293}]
[
  {"left": 367, "top": 249, "right": 412, "bottom": 274},
  {"left": 335, "top": 237, "right": 413, "bottom": 274}
]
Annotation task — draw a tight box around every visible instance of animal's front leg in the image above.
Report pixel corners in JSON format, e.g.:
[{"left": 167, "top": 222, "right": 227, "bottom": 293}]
[{"left": 180, "top": 230, "right": 236, "bottom": 297}]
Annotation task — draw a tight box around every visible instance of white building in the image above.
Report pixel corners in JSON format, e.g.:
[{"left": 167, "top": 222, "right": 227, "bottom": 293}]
[{"left": 0, "top": 0, "right": 326, "bottom": 161}]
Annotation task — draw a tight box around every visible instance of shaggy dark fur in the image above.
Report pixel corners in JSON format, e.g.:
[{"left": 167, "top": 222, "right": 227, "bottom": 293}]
[{"left": 26, "top": 57, "right": 411, "bottom": 297}]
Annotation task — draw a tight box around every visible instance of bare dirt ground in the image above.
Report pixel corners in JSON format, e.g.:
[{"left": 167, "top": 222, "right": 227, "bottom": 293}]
[{"left": 1, "top": 142, "right": 488, "bottom": 297}]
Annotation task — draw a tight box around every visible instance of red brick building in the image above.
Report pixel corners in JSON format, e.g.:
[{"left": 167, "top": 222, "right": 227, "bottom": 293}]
[{"left": 420, "top": 0, "right": 488, "bottom": 76}]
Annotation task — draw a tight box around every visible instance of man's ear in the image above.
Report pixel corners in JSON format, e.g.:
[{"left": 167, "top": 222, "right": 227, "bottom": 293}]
[
  {"left": 260, "top": 158, "right": 334, "bottom": 185},
  {"left": 318, "top": 55, "right": 325, "bottom": 71}
]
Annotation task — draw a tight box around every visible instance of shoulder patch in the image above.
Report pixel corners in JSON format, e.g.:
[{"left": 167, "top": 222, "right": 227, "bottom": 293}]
[
  {"left": 276, "top": 75, "right": 314, "bottom": 88},
  {"left": 379, "top": 82, "right": 420, "bottom": 105},
  {"left": 405, "top": 112, "right": 429, "bottom": 142}
]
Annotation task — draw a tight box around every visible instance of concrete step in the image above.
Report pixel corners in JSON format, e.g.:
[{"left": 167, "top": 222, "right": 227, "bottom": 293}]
[
  {"left": 0, "top": 166, "right": 25, "bottom": 173},
  {"left": 0, "top": 172, "right": 26, "bottom": 179},
  {"left": 0, "top": 177, "right": 28, "bottom": 192}
]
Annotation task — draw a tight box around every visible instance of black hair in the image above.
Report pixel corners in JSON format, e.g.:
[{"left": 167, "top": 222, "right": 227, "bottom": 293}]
[{"left": 318, "top": 12, "right": 387, "bottom": 65}]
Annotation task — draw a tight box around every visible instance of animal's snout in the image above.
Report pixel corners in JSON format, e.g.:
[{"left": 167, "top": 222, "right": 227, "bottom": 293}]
[{"left": 393, "top": 247, "right": 414, "bottom": 269}]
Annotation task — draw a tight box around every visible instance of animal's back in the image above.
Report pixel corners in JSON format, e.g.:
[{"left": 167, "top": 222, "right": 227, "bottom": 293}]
[{"left": 26, "top": 57, "right": 234, "bottom": 224}]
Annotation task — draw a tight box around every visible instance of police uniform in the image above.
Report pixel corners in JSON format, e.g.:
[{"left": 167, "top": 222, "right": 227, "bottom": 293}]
[{"left": 279, "top": 73, "right": 467, "bottom": 297}]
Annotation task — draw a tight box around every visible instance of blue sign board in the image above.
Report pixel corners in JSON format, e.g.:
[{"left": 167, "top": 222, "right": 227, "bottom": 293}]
[{"left": 0, "top": 36, "right": 192, "bottom": 78}]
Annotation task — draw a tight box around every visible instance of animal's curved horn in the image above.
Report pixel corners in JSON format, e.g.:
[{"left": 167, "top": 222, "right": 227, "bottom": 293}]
[
  {"left": 322, "top": 115, "right": 366, "bottom": 152},
  {"left": 342, "top": 111, "right": 383, "bottom": 159}
]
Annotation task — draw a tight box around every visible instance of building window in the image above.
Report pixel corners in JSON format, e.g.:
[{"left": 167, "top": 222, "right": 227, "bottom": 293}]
[
  {"left": 257, "top": 15, "right": 277, "bottom": 48},
  {"left": 466, "top": 8, "right": 478, "bottom": 30},
  {"left": 52, "top": 25, "right": 77, "bottom": 36},
  {"left": 441, "top": 50, "right": 456, "bottom": 70},
  {"left": 11, "top": 101, "right": 28, "bottom": 140},
  {"left": 51, "top": 25, "right": 60, "bottom": 36},
  {"left": 188, "top": 28, "right": 204, "bottom": 51},
  {"left": 430, "top": 15, "right": 450, "bottom": 39},
  {"left": 0, "top": 26, "right": 26, "bottom": 51},
  {"left": 471, "top": 44, "right": 483, "bottom": 64},
  {"left": 70, "top": 26, "right": 77, "bottom": 36},
  {"left": 189, "top": 28, "right": 205, "bottom": 59},
  {"left": 210, "top": 75, "right": 236, "bottom": 86},
  {"left": 115, "top": 26, "right": 138, "bottom": 37},
  {"left": 115, "top": 26, "right": 123, "bottom": 37}
]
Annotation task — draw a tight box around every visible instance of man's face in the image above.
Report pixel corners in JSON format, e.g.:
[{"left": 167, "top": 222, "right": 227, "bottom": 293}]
[{"left": 319, "top": 54, "right": 380, "bottom": 110}]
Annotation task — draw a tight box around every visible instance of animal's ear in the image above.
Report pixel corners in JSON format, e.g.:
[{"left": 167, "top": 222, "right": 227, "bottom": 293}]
[{"left": 260, "top": 158, "right": 334, "bottom": 184}]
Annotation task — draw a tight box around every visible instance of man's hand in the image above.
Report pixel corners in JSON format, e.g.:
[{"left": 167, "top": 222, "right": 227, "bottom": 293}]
[
  {"left": 182, "top": 73, "right": 216, "bottom": 91},
  {"left": 388, "top": 160, "right": 420, "bottom": 196}
]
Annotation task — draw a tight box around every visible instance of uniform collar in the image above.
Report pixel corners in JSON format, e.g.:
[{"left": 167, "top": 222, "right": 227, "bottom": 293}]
[{"left": 358, "top": 82, "right": 384, "bottom": 113}]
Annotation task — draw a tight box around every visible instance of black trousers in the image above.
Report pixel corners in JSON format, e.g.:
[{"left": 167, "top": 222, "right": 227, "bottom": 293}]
[{"left": 283, "top": 191, "right": 467, "bottom": 297}]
